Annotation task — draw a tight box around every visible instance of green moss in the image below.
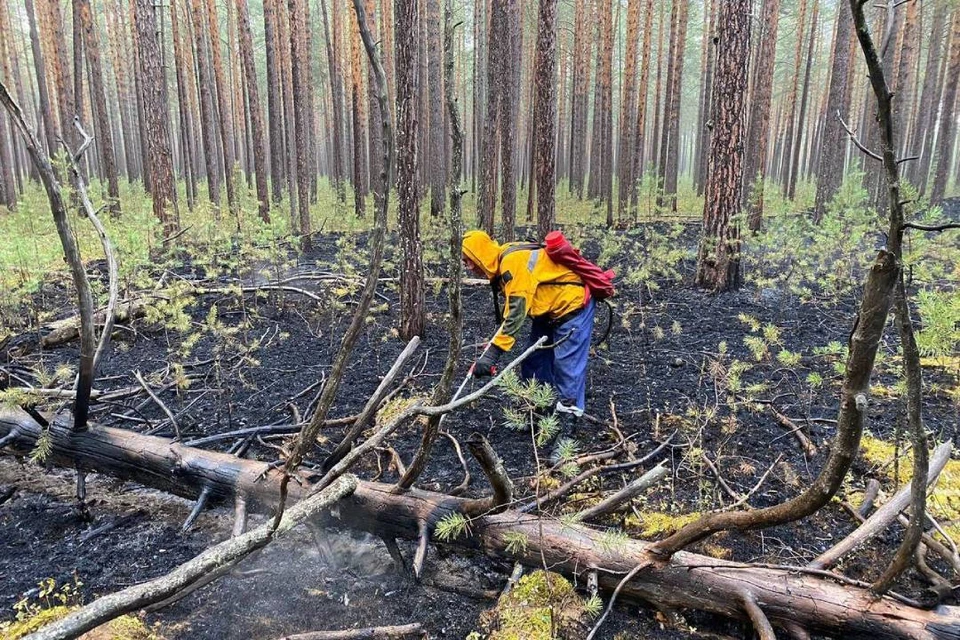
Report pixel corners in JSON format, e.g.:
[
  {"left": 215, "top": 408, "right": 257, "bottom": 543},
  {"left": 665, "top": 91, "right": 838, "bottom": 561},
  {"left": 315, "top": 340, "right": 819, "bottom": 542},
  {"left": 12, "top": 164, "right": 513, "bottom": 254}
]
[
  {"left": 624, "top": 510, "right": 702, "bottom": 538},
  {"left": 486, "top": 571, "right": 585, "bottom": 640}
]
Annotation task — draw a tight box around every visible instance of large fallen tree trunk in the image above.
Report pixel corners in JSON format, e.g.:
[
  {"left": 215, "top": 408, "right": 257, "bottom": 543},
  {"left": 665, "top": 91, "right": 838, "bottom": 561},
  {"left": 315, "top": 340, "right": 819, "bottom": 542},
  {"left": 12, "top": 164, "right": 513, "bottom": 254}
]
[{"left": 3, "top": 408, "right": 959, "bottom": 640}]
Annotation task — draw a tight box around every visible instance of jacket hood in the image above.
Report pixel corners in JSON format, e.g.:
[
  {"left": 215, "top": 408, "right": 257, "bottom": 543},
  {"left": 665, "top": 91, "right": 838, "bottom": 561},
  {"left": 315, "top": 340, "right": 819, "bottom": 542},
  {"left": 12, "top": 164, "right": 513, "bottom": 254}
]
[{"left": 462, "top": 230, "right": 501, "bottom": 279}]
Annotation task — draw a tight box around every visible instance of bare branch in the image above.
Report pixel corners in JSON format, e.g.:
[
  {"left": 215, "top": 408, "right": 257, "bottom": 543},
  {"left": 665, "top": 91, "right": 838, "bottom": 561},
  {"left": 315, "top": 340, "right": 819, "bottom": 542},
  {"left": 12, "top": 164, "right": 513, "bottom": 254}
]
[
  {"left": 902, "top": 221, "right": 960, "bottom": 232},
  {"left": 836, "top": 110, "right": 883, "bottom": 162}
]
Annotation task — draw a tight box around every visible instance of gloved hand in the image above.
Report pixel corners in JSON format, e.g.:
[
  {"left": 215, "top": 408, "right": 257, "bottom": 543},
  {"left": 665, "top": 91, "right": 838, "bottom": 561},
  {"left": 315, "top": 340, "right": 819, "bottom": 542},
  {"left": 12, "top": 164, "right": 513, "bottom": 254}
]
[{"left": 472, "top": 345, "right": 504, "bottom": 378}]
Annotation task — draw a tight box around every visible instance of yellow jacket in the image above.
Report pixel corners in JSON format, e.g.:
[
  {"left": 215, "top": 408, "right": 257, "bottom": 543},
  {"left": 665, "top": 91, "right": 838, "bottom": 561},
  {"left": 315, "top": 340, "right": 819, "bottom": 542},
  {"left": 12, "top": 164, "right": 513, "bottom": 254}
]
[{"left": 462, "top": 230, "right": 585, "bottom": 351}]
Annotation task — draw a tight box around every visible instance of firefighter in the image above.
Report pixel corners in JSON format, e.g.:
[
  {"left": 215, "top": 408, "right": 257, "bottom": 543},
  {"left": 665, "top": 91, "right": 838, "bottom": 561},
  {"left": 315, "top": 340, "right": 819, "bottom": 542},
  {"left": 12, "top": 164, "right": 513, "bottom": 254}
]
[{"left": 461, "top": 230, "right": 595, "bottom": 449}]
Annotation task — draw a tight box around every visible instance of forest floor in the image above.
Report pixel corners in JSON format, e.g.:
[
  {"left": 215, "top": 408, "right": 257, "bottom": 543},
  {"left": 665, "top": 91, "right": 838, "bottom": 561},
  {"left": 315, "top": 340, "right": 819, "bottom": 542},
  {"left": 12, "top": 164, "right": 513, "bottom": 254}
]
[{"left": 0, "top": 199, "right": 958, "bottom": 639}]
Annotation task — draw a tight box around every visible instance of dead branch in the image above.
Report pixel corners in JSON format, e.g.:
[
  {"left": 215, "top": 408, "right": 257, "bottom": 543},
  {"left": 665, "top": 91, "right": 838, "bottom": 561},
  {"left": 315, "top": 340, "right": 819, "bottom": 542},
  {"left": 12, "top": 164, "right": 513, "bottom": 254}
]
[
  {"left": 520, "top": 435, "right": 674, "bottom": 514},
  {"left": 133, "top": 370, "right": 181, "bottom": 440},
  {"left": 837, "top": 110, "right": 883, "bottom": 162},
  {"left": 181, "top": 485, "right": 212, "bottom": 532},
  {"left": 72, "top": 122, "right": 119, "bottom": 378},
  {"left": 808, "top": 442, "right": 951, "bottom": 570},
  {"left": 22, "top": 476, "right": 357, "bottom": 640},
  {"left": 323, "top": 336, "right": 421, "bottom": 472},
  {"left": 701, "top": 453, "right": 741, "bottom": 502},
  {"left": 741, "top": 590, "right": 777, "bottom": 640},
  {"left": 902, "top": 222, "right": 960, "bottom": 232},
  {"left": 768, "top": 406, "right": 817, "bottom": 457},
  {"left": 442, "top": 431, "right": 471, "bottom": 496},
  {"left": 585, "top": 563, "right": 648, "bottom": 640},
  {"left": 276, "top": 623, "right": 424, "bottom": 639},
  {"left": 725, "top": 454, "right": 783, "bottom": 511},
  {"left": 859, "top": 478, "right": 882, "bottom": 516},
  {"left": 462, "top": 433, "right": 512, "bottom": 516},
  {"left": 576, "top": 462, "right": 669, "bottom": 522}
]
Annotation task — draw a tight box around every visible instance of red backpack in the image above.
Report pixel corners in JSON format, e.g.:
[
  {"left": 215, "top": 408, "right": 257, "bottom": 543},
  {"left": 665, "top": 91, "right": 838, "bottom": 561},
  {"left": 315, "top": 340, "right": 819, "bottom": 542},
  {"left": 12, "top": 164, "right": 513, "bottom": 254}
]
[{"left": 543, "top": 230, "right": 616, "bottom": 302}]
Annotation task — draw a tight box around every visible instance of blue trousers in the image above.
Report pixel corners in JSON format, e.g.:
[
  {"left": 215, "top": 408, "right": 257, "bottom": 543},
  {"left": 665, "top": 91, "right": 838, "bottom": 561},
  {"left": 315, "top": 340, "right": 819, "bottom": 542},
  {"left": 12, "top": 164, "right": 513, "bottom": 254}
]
[{"left": 520, "top": 298, "right": 596, "bottom": 411}]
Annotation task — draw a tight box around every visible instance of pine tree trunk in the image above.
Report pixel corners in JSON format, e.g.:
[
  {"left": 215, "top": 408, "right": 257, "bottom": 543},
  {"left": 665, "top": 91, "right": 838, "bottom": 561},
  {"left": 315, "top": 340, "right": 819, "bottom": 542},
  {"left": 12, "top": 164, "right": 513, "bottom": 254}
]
[
  {"left": 893, "top": 0, "right": 919, "bottom": 159},
  {"left": 533, "top": 0, "right": 557, "bottom": 240},
  {"left": 169, "top": 0, "right": 197, "bottom": 211},
  {"left": 782, "top": 0, "right": 809, "bottom": 198},
  {"left": 106, "top": 0, "right": 139, "bottom": 182},
  {"left": 189, "top": 0, "right": 222, "bottom": 213},
  {"left": 43, "top": 0, "right": 78, "bottom": 153},
  {"left": 743, "top": 0, "right": 780, "bottom": 229},
  {"left": 615, "top": 0, "right": 642, "bottom": 221},
  {"left": 478, "top": 0, "right": 508, "bottom": 234},
  {"left": 693, "top": 0, "right": 716, "bottom": 198},
  {"left": 696, "top": 0, "right": 749, "bottom": 292},
  {"left": 76, "top": 0, "right": 120, "bottom": 213},
  {"left": 600, "top": 0, "right": 613, "bottom": 225},
  {"left": 426, "top": 0, "right": 445, "bottom": 217},
  {"left": 649, "top": 2, "right": 665, "bottom": 182},
  {"left": 350, "top": 10, "right": 368, "bottom": 218},
  {"left": 319, "top": 0, "right": 345, "bottom": 202},
  {"left": 662, "top": 0, "right": 689, "bottom": 211},
  {"left": 365, "top": 0, "right": 384, "bottom": 214},
  {"left": 629, "top": 0, "right": 654, "bottom": 218},
  {"left": 133, "top": 0, "right": 179, "bottom": 236},
  {"left": 813, "top": 1, "right": 853, "bottom": 223},
  {"left": 237, "top": 0, "right": 270, "bottom": 222},
  {"left": 205, "top": 0, "right": 239, "bottom": 225},
  {"left": 288, "top": 0, "right": 312, "bottom": 247},
  {"left": 568, "top": 0, "right": 590, "bottom": 198},
  {"left": 262, "top": 0, "right": 285, "bottom": 202},
  {"left": 929, "top": 11, "right": 960, "bottom": 206},
  {"left": 396, "top": 0, "right": 424, "bottom": 339},
  {"left": 788, "top": 0, "right": 819, "bottom": 199},
  {"left": 497, "top": 0, "right": 520, "bottom": 240}
]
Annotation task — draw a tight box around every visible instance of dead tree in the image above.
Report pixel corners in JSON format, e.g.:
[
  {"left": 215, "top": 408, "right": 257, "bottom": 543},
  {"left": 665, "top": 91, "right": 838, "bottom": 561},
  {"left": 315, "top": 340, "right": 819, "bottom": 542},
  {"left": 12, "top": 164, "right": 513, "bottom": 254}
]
[{"left": 0, "top": 83, "right": 95, "bottom": 433}]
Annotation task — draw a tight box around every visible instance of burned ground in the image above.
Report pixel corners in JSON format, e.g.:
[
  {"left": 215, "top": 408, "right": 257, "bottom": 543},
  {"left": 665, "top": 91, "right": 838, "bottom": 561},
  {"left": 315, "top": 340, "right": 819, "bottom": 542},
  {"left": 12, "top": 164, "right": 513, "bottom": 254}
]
[{"left": 1, "top": 209, "right": 958, "bottom": 639}]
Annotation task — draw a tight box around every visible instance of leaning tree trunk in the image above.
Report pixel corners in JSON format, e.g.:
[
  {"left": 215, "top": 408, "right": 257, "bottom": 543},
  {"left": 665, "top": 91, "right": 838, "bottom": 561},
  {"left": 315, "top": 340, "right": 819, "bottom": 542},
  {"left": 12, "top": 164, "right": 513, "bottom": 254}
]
[{"left": 3, "top": 410, "right": 960, "bottom": 640}]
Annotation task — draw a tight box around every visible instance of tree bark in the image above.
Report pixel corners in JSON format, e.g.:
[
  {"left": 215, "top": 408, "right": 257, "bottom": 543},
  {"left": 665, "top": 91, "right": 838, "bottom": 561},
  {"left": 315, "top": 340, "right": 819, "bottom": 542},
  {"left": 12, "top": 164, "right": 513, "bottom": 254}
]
[
  {"left": 427, "top": 0, "right": 445, "bottom": 218},
  {"left": 76, "top": 0, "right": 120, "bottom": 214},
  {"left": 237, "top": 0, "right": 270, "bottom": 222},
  {"left": 660, "top": 0, "right": 689, "bottom": 212},
  {"left": 169, "top": 0, "right": 197, "bottom": 211},
  {"left": 533, "top": 0, "right": 557, "bottom": 240},
  {"left": 396, "top": 0, "right": 424, "bottom": 340},
  {"left": 694, "top": 0, "right": 749, "bottom": 293},
  {"left": 189, "top": 0, "right": 222, "bottom": 215},
  {"left": 262, "top": 0, "right": 285, "bottom": 202},
  {"left": 288, "top": 0, "right": 312, "bottom": 247},
  {"left": 134, "top": 0, "right": 179, "bottom": 237},
  {"left": 4, "top": 411, "right": 960, "bottom": 640},
  {"left": 616, "top": 0, "right": 642, "bottom": 221},
  {"left": 205, "top": 0, "right": 239, "bottom": 225},
  {"left": 743, "top": 0, "right": 780, "bottom": 230},
  {"left": 813, "top": 0, "right": 853, "bottom": 223}
]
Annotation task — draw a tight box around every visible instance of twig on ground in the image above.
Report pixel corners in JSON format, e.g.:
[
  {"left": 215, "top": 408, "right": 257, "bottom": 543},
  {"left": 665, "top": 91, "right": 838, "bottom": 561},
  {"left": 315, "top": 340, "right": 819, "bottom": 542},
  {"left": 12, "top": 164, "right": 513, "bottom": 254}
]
[
  {"left": 575, "top": 462, "right": 669, "bottom": 522},
  {"left": 133, "top": 370, "right": 181, "bottom": 440}
]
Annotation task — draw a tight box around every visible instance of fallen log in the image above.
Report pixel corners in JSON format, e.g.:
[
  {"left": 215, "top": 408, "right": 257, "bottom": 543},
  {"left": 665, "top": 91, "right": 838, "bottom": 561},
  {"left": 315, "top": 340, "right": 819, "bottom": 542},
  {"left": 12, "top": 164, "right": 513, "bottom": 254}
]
[
  {"left": 3, "top": 408, "right": 960, "bottom": 639},
  {"left": 276, "top": 624, "right": 425, "bottom": 639}
]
